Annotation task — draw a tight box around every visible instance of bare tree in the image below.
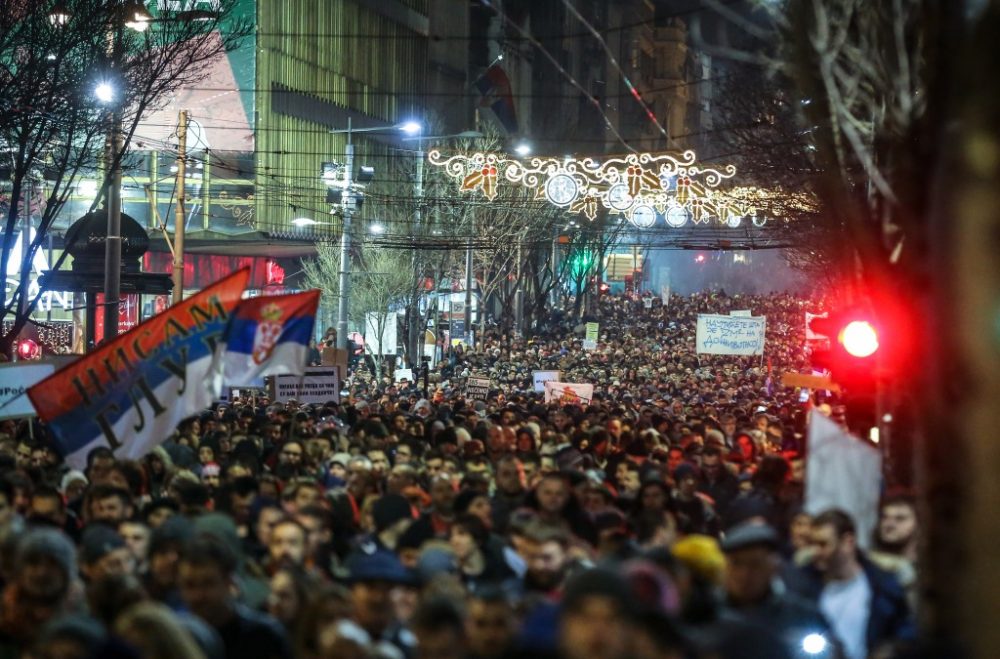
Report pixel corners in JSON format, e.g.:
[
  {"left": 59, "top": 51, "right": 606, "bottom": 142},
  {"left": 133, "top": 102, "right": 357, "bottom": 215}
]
[
  {"left": 301, "top": 240, "right": 411, "bottom": 375},
  {"left": 0, "top": 0, "right": 250, "bottom": 357}
]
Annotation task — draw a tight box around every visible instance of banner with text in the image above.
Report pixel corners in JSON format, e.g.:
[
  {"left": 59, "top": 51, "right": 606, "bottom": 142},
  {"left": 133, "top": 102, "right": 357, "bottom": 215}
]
[
  {"left": 27, "top": 270, "right": 249, "bottom": 468},
  {"left": 466, "top": 377, "right": 491, "bottom": 401},
  {"left": 271, "top": 366, "right": 341, "bottom": 405},
  {"left": 532, "top": 370, "right": 561, "bottom": 393},
  {"left": 696, "top": 314, "right": 766, "bottom": 355},
  {"left": 544, "top": 381, "right": 594, "bottom": 405}
]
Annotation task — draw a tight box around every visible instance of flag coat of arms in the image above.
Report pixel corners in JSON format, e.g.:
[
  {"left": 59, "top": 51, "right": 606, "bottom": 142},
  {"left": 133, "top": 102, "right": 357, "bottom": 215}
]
[
  {"left": 214, "top": 290, "right": 320, "bottom": 386},
  {"left": 27, "top": 269, "right": 250, "bottom": 469}
]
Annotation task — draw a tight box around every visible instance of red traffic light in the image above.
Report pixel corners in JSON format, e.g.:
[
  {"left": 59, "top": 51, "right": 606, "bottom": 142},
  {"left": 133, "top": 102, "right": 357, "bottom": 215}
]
[
  {"left": 16, "top": 339, "right": 40, "bottom": 361},
  {"left": 840, "top": 320, "right": 879, "bottom": 358}
]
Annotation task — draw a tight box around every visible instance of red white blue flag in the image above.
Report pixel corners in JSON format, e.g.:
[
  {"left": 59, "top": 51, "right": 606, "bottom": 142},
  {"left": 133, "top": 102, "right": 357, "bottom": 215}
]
[
  {"left": 213, "top": 290, "right": 320, "bottom": 387},
  {"left": 27, "top": 269, "right": 250, "bottom": 469},
  {"left": 474, "top": 64, "right": 519, "bottom": 134}
]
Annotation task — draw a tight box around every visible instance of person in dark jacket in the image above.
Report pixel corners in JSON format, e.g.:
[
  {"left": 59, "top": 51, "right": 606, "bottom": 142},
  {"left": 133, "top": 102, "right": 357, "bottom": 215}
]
[
  {"left": 721, "top": 521, "right": 840, "bottom": 658},
  {"left": 697, "top": 446, "right": 739, "bottom": 517},
  {"left": 788, "top": 509, "right": 915, "bottom": 659}
]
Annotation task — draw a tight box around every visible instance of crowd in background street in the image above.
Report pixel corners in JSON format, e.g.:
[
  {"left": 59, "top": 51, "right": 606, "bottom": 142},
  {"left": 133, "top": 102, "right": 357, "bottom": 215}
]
[{"left": 0, "top": 291, "right": 918, "bottom": 659}]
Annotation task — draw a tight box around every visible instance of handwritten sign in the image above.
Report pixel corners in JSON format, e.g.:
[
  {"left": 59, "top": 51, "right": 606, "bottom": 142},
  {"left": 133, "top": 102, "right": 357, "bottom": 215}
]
[
  {"left": 466, "top": 377, "right": 491, "bottom": 402},
  {"left": 696, "top": 314, "right": 766, "bottom": 355}
]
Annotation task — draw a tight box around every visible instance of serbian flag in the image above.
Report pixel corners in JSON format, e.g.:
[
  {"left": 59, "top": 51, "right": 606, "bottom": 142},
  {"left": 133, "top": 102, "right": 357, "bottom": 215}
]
[
  {"left": 27, "top": 269, "right": 250, "bottom": 469},
  {"left": 213, "top": 290, "right": 320, "bottom": 386},
  {"left": 474, "top": 64, "right": 518, "bottom": 134}
]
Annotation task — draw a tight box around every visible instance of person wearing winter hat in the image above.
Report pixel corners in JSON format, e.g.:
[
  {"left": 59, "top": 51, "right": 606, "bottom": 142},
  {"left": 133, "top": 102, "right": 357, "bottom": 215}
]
[
  {"left": 370, "top": 494, "right": 416, "bottom": 551},
  {"left": 0, "top": 528, "right": 81, "bottom": 651},
  {"left": 79, "top": 524, "right": 134, "bottom": 583}
]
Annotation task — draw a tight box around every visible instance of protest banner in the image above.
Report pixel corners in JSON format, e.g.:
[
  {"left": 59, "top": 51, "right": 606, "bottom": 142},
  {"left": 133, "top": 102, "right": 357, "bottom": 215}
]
[
  {"left": 805, "top": 410, "right": 882, "bottom": 550},
  {"left": 466, "top": 377, "right": 491, "bottom": 401},
  {"left": 543, "top": 381, "right": 594, "bottom": 405},
  {"left": 532, "top": 370, "right": 561, "bottom": 393},
  {"left": 0, "top": 362, "right": 55, "bottom": 420},
  {"left": 271, "top": 366, "right": 341, "bottom": 405},
  {"left": 394, "top": 368, "right": 414, "bottom": 383},
  {"left": 27, "top": 269, "right": 250, "bottom": 468},
  {"left": 696, "top": 314, "right": 766, "bottom": 356}
]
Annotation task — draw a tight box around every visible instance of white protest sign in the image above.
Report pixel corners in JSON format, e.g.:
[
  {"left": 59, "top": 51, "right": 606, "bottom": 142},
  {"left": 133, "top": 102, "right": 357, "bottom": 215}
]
[
  {"left": 271, "top": 366, "right": 341, "bottom": 404},
  {"left": 0, "top": 362, "right": 55, "bottom": 420},
  {"left": 805, "top": 410, "right": 882, "bottom": 550},
  {"left": 643, "top": 297, "right": 653, "bottom": 309},
  {"left": 805, "top": 311, "right": 829, "bottom": 341},
  {"left": 730, "top": 310, "right": 752, "bottom": 317},
  {"left": 544, "top": 381, "right": 594, "bottom": 405},
  {"left": 365, "top": 312, "right": 397, "bottom": 355},
  {"left": 532, "top": 370, "right": 561, "bottom": 393},
  {"left": 394, "top": 368, "right": 414, "bottom": 383},
  {"left": 696, "top": 314, "right": 766, "bottom": 355}
]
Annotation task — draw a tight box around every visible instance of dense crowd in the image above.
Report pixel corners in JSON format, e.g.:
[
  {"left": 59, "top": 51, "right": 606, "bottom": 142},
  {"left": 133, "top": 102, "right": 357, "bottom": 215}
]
[{"left": 0, "top": 291, "right": 918, "bottom": 659}]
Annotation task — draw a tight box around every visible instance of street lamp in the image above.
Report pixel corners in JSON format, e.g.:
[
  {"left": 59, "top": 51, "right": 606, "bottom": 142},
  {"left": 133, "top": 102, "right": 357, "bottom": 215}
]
[
  {"left": 369, "top": 222, "right": 385, "bottom": 235},
  {"left": 514, "top": 141, "right": 532, "bottom": 157},
  {"left": 325, "top": 118, "right": 419, "bottom": 352},
  {"left": 291, "top": 217, "right": 319, "bottom": 227},
  {"left": 94, "top": 81, "right": 115, "bottom": 104},
  {"left": 49, "top": 3, "right": 71, "bottom": 27},
  {"left": 401, "top": 129, "right": 485, "bottom": 347}
]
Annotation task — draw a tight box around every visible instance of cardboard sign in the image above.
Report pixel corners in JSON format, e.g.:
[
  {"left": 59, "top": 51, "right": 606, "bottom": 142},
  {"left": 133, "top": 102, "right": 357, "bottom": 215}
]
[
  {"left": 465, "top": 377, "right": 491, "bottom": 401},
  {"left": 271, "top": 366, "right": 341, "bottom": 404},
  {"left": 543, "top": 381, "right": 594, "bottom": 405},
  {"left": 781, "top": 372, "right": 841, "bottom": 393},
  {"left": 532, "top": 370, "right": 561, "bottom": 393},
  {"left": 696, "top": 314, "right": 766, "bottom": 355}
]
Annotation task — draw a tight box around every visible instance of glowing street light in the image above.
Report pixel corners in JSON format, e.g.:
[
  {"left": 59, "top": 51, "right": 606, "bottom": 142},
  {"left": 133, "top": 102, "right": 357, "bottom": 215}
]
[
  {"left": 369, "top": 222, "right": 385, "bottom": 234},
  {"left": 94, "top": 81, "right": 115, "bottom": 104},
  {"left": 291, "top": 216, "right": 318, "bottom": 227},
  {"left": 514, "top": 141, "right": 532, "bottom": 157},
  {"left": 399, "top": 120, "right": 423, "bottom": 135}
]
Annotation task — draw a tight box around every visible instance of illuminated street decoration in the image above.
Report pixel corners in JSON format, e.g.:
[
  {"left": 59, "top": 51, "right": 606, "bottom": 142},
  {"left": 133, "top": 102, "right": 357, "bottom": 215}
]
[{"left": 428, "top": 149, "right": 769, "bottom": 228}]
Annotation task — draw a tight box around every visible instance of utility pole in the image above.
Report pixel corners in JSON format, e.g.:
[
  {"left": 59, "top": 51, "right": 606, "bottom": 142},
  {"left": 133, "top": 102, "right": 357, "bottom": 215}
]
[
  {"left": 464, "top": 238, "right": 473, "bottom": 346},
  {"left": 336, "top": 118, "right": 354, "bottom": 352},
  {"left": 102, "top": 110, "right": 123, "bottom": 341},
  {"left": 172, "top": 110, "right": 188, "bottom": 304}
]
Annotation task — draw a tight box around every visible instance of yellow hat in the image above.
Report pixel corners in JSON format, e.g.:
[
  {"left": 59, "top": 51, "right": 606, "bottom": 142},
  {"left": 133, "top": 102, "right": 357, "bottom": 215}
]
[{"left": 671, "top": 535, "right": 726, "bottom": 585}]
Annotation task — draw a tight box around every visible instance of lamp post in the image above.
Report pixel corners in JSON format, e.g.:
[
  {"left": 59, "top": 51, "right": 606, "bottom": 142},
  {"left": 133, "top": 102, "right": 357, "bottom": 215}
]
[
  {"left": 399, "top": 130, "right": 482, "bottom": 349},
  {"left": 327, "top": 119, "right": 422, "bottom": 352}
]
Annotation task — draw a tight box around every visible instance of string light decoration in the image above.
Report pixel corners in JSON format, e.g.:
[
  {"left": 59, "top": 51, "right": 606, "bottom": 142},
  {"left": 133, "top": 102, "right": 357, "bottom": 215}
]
[{"left": 427, "top": 149, "right": 769, "bottom": 228}]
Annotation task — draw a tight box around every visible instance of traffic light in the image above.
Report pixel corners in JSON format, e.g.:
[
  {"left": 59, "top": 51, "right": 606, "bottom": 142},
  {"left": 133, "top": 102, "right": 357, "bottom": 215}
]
[
  {"left": 16, "top": 338, "right": 40, "bottom": 361},
  {"left": 806, "top": 310, "right": 881, "bottom": 387}
]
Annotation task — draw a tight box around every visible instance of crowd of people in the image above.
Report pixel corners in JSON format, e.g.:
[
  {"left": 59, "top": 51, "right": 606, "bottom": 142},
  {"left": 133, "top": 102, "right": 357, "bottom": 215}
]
[{"left": 0, "top": 291, "right": 919, "bottom": 659}]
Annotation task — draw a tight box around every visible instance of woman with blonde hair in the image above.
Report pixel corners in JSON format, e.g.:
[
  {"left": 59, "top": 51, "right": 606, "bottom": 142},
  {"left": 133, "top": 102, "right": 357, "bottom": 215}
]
[{"left": 114, "top": 601, "right": 208, "bottom": 659}]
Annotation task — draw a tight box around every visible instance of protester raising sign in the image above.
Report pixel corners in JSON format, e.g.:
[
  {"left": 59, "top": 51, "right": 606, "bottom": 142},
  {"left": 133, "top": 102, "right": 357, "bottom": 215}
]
[
  {"left": 695, "top": 314, "right": 766, "bottom": 355},
  {"left": 466, "top": 377, "right": 491, "bottom": 402},
  {"left": 543, "top": 381, "right": 594, "bottom": 405},
  {"left": 27, "top": 269, "right": 250, "bottom": 468}
]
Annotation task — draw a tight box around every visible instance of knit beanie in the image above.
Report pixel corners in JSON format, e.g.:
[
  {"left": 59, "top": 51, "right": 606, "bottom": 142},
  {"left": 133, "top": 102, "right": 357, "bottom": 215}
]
[{"left": 19, "top": 527, "right": 77, "bottom": 580}]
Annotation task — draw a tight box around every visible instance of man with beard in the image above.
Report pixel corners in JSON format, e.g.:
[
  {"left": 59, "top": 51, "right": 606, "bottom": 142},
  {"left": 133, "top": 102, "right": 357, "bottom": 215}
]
[
  {"left": 523, "top": 523, "right": 572, "bottom": 600},
  {"left": 869, "top": 494, "right": 918, "bottom": 608},
  {"left": 791, "top": 509, "right": 914, "bottom": 659},
  {"left": 265, "top": 517, "right": 309, "bottom": 574}
]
